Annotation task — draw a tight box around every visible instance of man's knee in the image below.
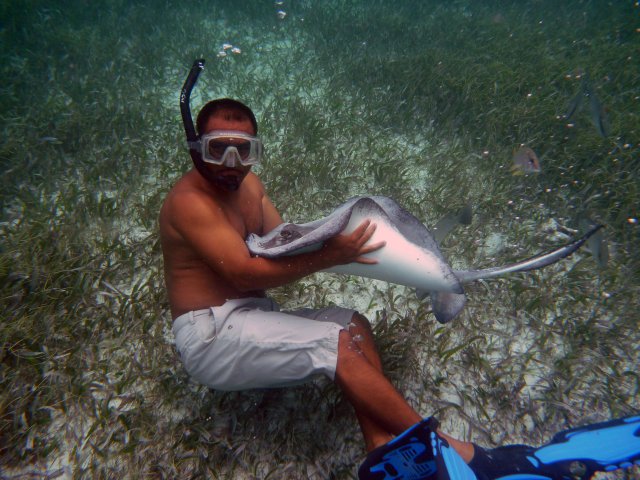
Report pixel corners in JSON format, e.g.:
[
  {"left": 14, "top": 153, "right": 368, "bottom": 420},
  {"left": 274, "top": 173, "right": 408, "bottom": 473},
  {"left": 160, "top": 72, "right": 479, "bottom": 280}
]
[
  {"left": 337, "top": 329, "right": 364, "bottom": 361},
  {"left": 350, "top": 312, "right": 373, "bottom": 333}
]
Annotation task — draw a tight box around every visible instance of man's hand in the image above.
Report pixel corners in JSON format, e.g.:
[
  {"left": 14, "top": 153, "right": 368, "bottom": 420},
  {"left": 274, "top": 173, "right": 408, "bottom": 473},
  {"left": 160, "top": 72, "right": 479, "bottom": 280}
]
[{"left": 322, "top": 220, "right": 386, "bottom": 265}]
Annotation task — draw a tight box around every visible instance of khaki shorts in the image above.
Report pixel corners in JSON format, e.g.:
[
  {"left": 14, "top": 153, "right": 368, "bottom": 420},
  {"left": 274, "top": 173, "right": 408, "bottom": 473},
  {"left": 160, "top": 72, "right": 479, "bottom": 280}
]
[{"left": 172, "top": 297, "right": 355, "bottom": 391}]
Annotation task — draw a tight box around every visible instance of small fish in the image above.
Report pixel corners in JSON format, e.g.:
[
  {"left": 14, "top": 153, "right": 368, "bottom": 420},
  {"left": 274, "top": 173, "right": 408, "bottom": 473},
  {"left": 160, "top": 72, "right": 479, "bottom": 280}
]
[
  {"left": 565, "top": 71, "right": 609, "bottom": 137},
  {"left": 588, "top": 89, "right": 610, "bottom": 138},
  {"left": 579, "top": 218, "right": 609, "bottom": 268},
  {"left": 511, "top": 146, "right": 541, "bottom": 175},
  {"left": 432, "top": 205, "right": 473, "bottom": 244},
  {"left": 564, "top": 89, "right": 583, "bottom": 121},
  {"left": 38, "top": 136, "right": 60, "bottom": 143},
  {"left": 276, "top": 10, "right": 287, "bottom": 19},
  {"left": 565, "top": 71, "right": 587, "bottom": 121}
]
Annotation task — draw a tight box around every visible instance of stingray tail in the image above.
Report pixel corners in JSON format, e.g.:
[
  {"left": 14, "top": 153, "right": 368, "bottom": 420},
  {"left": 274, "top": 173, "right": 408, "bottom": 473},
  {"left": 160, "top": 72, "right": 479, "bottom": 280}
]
[{"left": 454, "top": 225, "right": 603, "bottom": 284}]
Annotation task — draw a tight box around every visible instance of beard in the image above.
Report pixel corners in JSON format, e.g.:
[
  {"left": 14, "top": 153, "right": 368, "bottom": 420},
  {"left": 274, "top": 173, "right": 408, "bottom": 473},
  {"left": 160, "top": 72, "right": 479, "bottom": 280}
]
[
  {"left": 210, "top": 173, "right": 243, "bottom": 191},
  {"left": 193, "top": 157, "right": 246, "bottom": 192}
]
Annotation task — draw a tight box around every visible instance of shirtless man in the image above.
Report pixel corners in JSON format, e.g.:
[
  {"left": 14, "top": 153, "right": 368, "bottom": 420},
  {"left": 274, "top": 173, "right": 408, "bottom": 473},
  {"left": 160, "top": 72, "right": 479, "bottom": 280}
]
[{"left": 160, "top": 98, "right": 637, "bottom": 480}]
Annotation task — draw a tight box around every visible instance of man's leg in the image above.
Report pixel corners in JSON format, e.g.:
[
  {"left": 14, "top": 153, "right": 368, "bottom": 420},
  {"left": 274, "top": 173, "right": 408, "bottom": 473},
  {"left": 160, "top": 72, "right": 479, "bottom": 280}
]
[
  {"left": 336, "top": 313, "right": 474, "bottom": 461},
  {"left": 341, "top": 313, "right": 395, "bottom": 451},
  {"left": 341, "top": 319, "right": 640, "bottom": 480},
  {"left": 335, "top": 313, "right": 421, "bottom": 441}
]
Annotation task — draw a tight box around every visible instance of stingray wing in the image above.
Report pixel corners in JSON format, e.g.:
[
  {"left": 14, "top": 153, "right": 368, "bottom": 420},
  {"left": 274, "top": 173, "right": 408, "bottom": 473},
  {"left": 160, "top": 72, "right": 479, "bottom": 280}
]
[
  {"left": 245, "top": 198, "right": 360, "bottom": 257},
  {"left": 325, "top": 197, "right": 462, "bottom": 293}
]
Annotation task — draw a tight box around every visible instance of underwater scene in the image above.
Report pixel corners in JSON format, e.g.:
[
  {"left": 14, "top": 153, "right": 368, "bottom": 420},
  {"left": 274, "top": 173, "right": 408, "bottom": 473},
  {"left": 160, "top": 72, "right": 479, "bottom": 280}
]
[{"left": 1, "top": 0, "right": 639, "bottom": 478}]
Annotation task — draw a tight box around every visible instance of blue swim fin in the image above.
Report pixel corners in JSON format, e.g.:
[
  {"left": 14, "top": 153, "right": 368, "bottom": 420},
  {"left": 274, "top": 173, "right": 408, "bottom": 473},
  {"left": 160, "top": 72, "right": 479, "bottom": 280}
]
[
  {"left": 359, "top": 416, "right": 640, "bottom": 480},
  {"left": 468, "top": 415, "right": 640, "bottom": 480},
  {"left": 534, "top": 415, "right": 640, "bottom": 477}
]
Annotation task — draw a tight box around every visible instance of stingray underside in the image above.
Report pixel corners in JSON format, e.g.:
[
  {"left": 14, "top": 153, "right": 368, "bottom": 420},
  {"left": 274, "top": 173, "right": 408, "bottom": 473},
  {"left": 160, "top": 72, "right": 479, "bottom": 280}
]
[{"left": 246, "top": 196, "right": 465, "bottom": 323}]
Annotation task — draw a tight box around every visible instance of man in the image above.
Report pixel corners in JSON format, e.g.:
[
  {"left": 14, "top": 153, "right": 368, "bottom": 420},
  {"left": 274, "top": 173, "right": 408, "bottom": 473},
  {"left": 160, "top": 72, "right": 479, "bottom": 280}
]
[{"left": 160, "top": 98, "right": 640, "bottom": 479}]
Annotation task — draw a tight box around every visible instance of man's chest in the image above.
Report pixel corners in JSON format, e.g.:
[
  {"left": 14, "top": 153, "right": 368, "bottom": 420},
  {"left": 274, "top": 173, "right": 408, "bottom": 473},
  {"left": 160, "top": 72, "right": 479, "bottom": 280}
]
[{"left": 223, "top": 197, "right": 264, "bottom": 239}]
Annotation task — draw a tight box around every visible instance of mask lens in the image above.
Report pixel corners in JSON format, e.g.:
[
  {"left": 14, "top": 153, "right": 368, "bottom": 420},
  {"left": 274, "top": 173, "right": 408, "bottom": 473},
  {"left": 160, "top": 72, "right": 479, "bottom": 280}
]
[
  {"left": 208, "top": 141, "right": 231, "bottom": 160},
  {"left": 235, "top": 142, "right": 252, "bottom": 159}
]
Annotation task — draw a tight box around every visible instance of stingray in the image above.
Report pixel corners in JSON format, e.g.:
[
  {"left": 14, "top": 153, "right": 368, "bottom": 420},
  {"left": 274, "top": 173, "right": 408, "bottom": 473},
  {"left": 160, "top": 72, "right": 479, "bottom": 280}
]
[{"left": 246, "top": 196, "right": 601, "bottom": 323}]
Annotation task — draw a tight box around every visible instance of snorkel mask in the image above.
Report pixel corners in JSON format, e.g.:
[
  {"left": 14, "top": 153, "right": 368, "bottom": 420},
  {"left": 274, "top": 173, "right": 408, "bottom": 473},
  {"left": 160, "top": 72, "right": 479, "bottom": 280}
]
[
  {"left": 194, "top": 130, "right": 262, "bottom": 167},
  {"left": 180, "top": 59, "right": 262, "bottom": 190}
]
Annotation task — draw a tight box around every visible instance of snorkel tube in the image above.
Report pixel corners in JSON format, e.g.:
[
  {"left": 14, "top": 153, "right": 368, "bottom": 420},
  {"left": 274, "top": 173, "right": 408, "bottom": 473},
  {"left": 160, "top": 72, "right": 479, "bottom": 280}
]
[{"left": 180, "top": 58, "right": 205, "bottom": 169}]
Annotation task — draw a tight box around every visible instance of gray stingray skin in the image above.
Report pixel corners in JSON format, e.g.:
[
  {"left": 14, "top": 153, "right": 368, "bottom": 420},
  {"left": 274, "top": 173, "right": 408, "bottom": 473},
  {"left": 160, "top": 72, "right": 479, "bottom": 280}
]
[{"left": 246, "top": 196, "right": 601, "bottom": 323}]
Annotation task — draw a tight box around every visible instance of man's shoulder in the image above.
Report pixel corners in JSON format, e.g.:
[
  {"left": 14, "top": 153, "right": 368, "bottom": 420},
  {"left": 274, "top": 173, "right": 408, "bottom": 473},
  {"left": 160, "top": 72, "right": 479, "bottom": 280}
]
[
  {"left": 165, "top": 171, "right": 210, "bottom": 201},
  {"left": 161, "top": 173, "right": 220, "bottom": 222},
  {"left": 243, "top": 172, "right": 266, "bottom": 195}
]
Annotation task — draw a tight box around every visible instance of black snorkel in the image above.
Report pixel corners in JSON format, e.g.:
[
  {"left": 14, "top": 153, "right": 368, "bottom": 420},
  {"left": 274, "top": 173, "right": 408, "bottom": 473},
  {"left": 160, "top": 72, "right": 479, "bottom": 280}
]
[
  {"left": 180, "top": 58, "right": 205, "bottom": 147},
  {"left": 180, "top": 59, "right": 208, "bottom": 175}
]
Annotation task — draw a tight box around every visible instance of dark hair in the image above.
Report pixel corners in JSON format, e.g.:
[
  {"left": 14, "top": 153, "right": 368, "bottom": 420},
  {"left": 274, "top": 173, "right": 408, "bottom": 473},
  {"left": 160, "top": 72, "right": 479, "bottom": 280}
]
[{"left": 196, "top": 98, "right": 258, "bottom": 135}]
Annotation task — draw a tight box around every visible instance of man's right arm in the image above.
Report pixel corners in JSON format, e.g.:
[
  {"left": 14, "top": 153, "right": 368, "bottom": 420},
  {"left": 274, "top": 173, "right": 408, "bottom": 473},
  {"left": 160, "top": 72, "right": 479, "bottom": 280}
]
[{"left": 168, "top": 191, "right": 384, "bottom": 292}]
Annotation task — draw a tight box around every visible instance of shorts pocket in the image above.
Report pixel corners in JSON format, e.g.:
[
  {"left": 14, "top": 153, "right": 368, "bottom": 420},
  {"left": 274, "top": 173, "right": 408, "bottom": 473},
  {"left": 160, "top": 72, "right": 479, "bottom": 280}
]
[{"left": 194, "top": 311, "right": 217, "bottom": 344}]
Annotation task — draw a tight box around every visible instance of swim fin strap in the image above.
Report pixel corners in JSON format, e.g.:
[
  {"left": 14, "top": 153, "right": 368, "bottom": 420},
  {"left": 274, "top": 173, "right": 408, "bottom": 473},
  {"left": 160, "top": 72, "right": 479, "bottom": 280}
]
[{"left": 358, "top": 417, "right": 439, "bottom": 480}]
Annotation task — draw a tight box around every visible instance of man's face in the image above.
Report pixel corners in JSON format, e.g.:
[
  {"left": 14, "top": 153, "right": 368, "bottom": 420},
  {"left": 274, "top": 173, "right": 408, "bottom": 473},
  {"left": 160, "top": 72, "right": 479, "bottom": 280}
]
[{"left": 200, "top": 110, "right": 256, "bottom": 192}]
